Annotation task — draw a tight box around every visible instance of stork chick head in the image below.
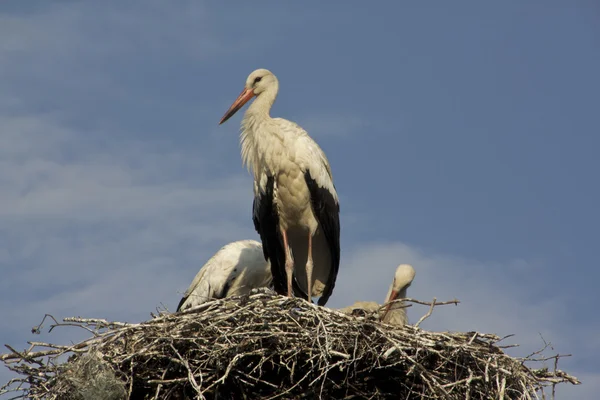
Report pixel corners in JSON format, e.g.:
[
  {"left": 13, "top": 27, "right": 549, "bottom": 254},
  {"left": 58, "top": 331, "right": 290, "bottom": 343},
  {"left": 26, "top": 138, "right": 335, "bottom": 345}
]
[
  {"left": 391, "top": 264, "right": 416, "bottom": 296},
  {"left": 219, "top": 68, "right": 278, "bottom": 125},
  {"left": 380, "top": 264, "right": 416, "bottom": 322}
]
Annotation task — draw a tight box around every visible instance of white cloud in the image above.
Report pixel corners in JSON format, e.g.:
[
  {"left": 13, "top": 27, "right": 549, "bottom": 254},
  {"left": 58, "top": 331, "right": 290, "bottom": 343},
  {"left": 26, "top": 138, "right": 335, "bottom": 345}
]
[{"left": 0, "top": 115, "right": 250, "bottom": 220}]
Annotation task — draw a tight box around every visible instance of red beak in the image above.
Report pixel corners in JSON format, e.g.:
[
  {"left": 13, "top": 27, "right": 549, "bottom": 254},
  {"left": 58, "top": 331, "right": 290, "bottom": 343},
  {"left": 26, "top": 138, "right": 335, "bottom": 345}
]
[
  {"left": 219, "top": 87, "right": 255, "bottom": 125},
  {"left": 381, "top": 289, "right": 399, "bottom": 321}
]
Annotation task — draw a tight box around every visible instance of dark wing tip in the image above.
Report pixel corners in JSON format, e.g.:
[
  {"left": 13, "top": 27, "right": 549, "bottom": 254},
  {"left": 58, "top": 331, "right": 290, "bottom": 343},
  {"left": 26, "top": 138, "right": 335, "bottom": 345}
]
[
  {"left": 176, "top": 296, "right": 187, "bottom": 312},
  {"left": 304, "top": 170, "right": 341, "bottom": 307},
  {"left": 253, "top": 175, "right": 288, "bottom": 296}
]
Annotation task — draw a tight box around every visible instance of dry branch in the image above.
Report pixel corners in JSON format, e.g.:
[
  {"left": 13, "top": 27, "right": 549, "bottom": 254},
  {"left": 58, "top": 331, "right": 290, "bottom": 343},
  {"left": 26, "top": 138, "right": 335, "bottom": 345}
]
[{"left": 1, "top": 289, "right": 580, "bottom": 399}]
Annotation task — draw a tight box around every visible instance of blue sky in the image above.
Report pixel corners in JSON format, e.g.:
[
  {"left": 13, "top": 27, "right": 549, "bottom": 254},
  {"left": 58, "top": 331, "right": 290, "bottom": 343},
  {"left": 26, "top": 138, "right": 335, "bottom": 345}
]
[{"left": 1, "top": 1, "right": 598, "bottom": 398}]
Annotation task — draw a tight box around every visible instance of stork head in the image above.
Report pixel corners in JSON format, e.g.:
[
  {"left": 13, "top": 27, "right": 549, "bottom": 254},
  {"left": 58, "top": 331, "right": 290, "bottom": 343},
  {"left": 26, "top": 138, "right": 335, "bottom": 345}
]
[
  {"left": 380, "top": 264, "right": 416, "bottom": 321},
  {"left": 391, "top": 264, "right": 416, "bottom": 295},
  {"left": 245, "top": 69, "right": 277, "bottom": 95},
  {"left": 219, "top": 69, "right": 278, "bottom": 125}
]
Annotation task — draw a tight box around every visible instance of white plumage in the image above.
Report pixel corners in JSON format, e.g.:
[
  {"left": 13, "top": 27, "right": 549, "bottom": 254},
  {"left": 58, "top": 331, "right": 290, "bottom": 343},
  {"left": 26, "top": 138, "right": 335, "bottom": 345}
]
[
  {"left": 219, "top": 69, "right": 340, "bottom": 306},
  {"left": 339, "top": 264, "right": 416, "bottom": 327},
  {"left": 177, "top": 240, "right": 272, "bottom": 312}
]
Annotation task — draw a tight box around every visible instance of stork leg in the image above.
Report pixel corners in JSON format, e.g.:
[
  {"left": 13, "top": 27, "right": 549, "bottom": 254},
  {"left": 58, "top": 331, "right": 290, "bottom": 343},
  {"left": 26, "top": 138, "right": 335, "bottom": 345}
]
[
  {"left": 305, "top": 233, "right": 313, "bottom": 301},
  {"left": 281, "top": 230, "right": 294, "bottom": 298}
]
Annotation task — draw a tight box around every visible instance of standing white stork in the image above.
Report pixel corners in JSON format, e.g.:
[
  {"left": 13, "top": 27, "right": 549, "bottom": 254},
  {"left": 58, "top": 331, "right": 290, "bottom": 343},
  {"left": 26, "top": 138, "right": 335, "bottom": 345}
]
[
  {"left": 339, "top": 264, "right": 416, "bottom": 326},
  {"left": 219, "top": 69, "right": 340, "bottom": 306},
  {"left": 177, "top": 240, "right": 272, "bottom": 312}
]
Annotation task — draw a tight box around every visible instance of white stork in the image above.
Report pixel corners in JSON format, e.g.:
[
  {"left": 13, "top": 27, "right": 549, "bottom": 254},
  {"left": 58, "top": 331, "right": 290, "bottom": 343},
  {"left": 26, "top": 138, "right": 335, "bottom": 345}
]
[
  {"left": 219, "top": 68, "right": 340, "bottom": 306},
  {"left": 339, "top": 264, "right": 416, "bottom": 326},
  {"left": 177, "top": 240, "right": 272, "bottom": 312}
]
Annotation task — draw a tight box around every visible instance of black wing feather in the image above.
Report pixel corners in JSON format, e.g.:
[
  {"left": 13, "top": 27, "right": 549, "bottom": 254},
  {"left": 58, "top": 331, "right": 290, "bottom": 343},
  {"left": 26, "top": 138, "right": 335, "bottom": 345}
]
[
  {"left": 253, "top": 175, "right": 311, "bottom": 301},
  {"left": 304, "top": 170, "right": 340, "bottom": 306},
  {"left": 176, "top": 296, "right": 186, "bottom": 312},
  {"left": 252, "top": 175, "right": 288, "bottom": 296}
]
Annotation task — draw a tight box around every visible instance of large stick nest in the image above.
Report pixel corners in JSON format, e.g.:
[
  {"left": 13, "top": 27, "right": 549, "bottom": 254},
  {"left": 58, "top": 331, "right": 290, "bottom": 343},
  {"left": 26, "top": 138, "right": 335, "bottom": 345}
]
[{"left": 1, "top": 289, "right": 579, "bottom": 399}]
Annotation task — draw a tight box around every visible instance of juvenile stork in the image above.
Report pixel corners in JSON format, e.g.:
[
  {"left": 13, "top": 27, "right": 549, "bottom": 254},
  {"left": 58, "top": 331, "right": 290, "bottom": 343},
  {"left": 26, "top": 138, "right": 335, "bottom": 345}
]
[
  {"left": 177, "top": 240, "right": 272, "bottom": 311},
  {"left": 339, "top": 264, "right": 416, "bottom": 326},
  {"left": 219, "top": 68, "right": 340, "bottom": 306}
]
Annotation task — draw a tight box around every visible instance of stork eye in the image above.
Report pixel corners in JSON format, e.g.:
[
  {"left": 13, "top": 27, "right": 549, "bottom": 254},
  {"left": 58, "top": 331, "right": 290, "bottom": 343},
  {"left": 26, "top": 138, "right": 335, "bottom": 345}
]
[{"left": 254, "top": 76, "right": 262, "bottom": 84}]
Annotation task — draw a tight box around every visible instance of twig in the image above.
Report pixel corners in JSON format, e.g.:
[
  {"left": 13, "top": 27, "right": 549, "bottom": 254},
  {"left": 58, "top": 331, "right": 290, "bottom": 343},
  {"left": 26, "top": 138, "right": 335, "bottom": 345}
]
[{"left": 415, "top": 297, "right": 437, "bottom": 328}]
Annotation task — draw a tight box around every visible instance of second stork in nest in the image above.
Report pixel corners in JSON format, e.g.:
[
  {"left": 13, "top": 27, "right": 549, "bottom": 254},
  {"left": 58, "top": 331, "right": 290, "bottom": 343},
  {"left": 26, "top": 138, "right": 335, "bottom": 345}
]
[{"left": 219, "top": 68, "right": 340, "bottom": 306}]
